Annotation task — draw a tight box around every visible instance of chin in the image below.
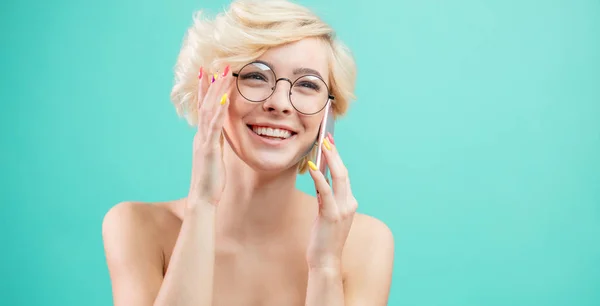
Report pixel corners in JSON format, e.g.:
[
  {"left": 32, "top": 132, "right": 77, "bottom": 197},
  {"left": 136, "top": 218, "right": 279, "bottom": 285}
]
[{"left": 246, "top": 154, "right": 300, "bottom": 173}]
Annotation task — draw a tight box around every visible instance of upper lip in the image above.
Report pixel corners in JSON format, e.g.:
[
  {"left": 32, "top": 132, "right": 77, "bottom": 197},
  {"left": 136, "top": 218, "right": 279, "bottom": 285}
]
[{"left": 247, "top": 122, "right": 298, "bottom": 134}]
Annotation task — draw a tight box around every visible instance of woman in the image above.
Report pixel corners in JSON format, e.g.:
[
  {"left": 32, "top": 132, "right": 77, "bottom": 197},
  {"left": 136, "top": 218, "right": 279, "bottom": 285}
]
[{"left": 102, "top": 0, "right": 394, "bottom": 305}]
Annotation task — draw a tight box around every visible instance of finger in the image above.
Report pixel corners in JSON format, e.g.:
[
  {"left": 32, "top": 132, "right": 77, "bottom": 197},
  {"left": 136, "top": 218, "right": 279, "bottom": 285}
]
[
  {"left": 196, "top": 67, "right": 210, "bottom": 114},
  {"left": 197, "top": 67, "right": 214, "bottom": 132},
  {"left": 307, "top": 160, "right": 337, "bottom": 216},
  {"left": 198, "top": 69, "right": 220, "bottom": 119},
  {"left": 203, "top": 66, "right": 235, "bottom": 144},
  {"left": 212, "top": 65, "right": 235, "bottom": 100},
  {"left": 322, "top": 137, "right": 358, "bottom": 214},
  {"left": 198, "top": 66, "right": 231, "bottom": 121},
  {"left": 320, "top": 135, "right": 348, "bottom": 199},
  {"left": 206, "top": 92, "right": 229, "bottom": 145}
]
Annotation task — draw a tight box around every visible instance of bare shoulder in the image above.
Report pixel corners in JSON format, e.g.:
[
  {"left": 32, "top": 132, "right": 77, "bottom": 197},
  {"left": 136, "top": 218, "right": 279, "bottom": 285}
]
[
  {"left": 102, "top": 201, "right": 179, "bottom": 241},
  {"left": 102, "top": 201, "right": 170, "bottom": 265},
  {"left": 101, "top": 201, "right": 182, "bottom": 304},
  {"left": 102, "top": 200, "right": 182, "bottom": 257},
  {"left": 345, "top": 213, "right": 395, "bottom": 261},
  {"left": 102, "top": 201, "right": 158, "bottom": 231},
  {"left": 342, "top": 213, "right": 395, "bottom": 305}
]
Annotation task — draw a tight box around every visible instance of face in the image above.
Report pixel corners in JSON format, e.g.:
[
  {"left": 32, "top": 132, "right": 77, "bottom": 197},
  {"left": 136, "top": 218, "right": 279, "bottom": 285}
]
[{"left": 223, "top": 38, "right": 332, "bottom": 173}]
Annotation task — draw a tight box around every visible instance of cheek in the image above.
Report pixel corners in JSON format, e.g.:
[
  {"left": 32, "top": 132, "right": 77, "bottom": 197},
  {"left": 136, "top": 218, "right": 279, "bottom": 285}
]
[
  {"left": 228, "top": 94, "right": 258, "bottom": 120},
  {"left": 301, "top": 116, "right": 324, "bottom": 139},
  {"left": 223, "top": 97, "right": 244, "bottom": 134}
]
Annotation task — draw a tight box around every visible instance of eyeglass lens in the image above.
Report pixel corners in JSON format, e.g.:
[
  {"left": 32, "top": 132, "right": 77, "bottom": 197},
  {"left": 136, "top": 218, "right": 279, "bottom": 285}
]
[{"left": 235, "top": 62, "right": 329, "bottom": 115}]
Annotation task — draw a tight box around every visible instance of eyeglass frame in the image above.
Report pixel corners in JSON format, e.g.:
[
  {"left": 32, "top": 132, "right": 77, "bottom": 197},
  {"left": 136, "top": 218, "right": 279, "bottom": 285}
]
[{"left": 231, "top": 61, "right": 335, "bottom": 116}]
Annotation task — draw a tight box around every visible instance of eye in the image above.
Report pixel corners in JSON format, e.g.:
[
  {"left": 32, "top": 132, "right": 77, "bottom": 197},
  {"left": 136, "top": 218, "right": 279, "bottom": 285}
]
[
  {"left": 240, "top": 72, "right": 269, "bottom": 82},
  {"left": 296, "top": 80, "right": 321, "bottom": 91}
]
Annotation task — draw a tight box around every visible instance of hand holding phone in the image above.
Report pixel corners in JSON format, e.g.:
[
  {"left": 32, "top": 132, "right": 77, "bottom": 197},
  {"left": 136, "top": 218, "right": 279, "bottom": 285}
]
[{"left": 305, "top": 101, "right": 359, "bottom": 272}]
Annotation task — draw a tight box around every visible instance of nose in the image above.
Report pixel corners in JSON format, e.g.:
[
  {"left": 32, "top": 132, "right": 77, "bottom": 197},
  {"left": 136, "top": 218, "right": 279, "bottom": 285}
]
[{"left": 262, "top": 78, "right": 294, "bottom": 115}]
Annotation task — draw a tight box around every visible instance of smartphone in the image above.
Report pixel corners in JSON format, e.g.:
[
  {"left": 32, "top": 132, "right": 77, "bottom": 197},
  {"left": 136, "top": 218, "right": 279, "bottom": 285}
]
[{"left": 314, "top": 101, "right": 335, "bottom": 183}]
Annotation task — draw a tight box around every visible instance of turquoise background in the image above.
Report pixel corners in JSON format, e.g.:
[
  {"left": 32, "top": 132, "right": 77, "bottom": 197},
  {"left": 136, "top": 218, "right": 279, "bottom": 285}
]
[{"left": 1, "top": 0, "right": 599, "bottom": 305}]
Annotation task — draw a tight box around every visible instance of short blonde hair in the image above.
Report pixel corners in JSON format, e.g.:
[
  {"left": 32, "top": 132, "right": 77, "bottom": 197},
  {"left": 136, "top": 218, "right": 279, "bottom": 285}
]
[{"left": 170, "top": 0, "right": 357, "bottom": 172}]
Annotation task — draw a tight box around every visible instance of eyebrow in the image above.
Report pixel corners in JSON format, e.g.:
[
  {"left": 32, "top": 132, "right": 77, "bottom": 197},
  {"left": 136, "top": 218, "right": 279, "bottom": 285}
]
[{"left": 293, "top": 67, "right": 323, "bottom": 79}]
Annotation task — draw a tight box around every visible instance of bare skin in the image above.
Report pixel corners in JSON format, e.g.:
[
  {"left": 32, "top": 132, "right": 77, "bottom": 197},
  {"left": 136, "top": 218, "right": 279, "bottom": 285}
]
[
  {"left": 103, "top": 198, "right": 393, "bottom": 306},
  {"left": 102, "top": 38, "right": 394, "bottom": 306}
]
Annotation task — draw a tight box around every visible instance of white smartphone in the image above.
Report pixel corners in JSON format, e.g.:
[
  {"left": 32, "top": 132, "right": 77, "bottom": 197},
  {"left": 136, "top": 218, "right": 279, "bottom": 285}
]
[{"left": 314, "top": 101, "right": 335, "bottom": 183}]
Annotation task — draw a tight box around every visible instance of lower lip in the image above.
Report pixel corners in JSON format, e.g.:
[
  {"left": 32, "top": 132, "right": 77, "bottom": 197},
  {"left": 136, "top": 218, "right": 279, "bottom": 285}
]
[{"left": 247, "top": 125, "right": 296, "bottom": 147}]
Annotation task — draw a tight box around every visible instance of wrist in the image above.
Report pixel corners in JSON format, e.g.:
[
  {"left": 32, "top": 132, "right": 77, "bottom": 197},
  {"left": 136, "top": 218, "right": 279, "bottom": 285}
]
[
  {"left": 185, "top": 197, "right": 217, "bottom": 215},
  {"left": 309, "top": 265, "right": 342, "bottom": 277},
  {"left": 307, "top": 257, "right": 342, "bottom": 274}
]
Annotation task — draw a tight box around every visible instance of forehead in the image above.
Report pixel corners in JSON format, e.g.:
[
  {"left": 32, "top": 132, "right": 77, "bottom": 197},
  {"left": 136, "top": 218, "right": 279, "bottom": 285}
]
[{"left": 256, "top": 38, "right": 330, "bottom": 81}]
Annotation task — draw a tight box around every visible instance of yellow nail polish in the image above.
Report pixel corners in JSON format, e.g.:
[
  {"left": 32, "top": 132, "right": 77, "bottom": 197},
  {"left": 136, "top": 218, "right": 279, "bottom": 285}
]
[
  {"left": 220, "top": 93, "right": 228, "bottom": 105},
  {"left": 214, "top": 73, "right": 218, "bottom": 81},
  {"left": 323, "top": 138, "right": 331, "bottom": 150},
  {"left": 307, "top": 160, "right": 318, "bottom": 171}
]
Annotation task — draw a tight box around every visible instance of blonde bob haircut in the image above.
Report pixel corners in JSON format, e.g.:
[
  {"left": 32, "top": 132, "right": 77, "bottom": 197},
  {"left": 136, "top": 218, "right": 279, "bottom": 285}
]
[{"left": 170, "top": 0, "right": 357, "bottom": 173}]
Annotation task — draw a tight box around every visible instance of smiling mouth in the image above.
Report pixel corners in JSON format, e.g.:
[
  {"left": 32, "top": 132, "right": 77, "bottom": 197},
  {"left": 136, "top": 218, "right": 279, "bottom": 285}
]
[{"left": 247, "top": 125, "right": 297, "bottom": 140}]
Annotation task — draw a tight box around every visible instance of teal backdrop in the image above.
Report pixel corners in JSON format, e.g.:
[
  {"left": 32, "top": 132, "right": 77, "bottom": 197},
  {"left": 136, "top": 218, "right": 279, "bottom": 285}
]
[{"left": 1, "top": 0, "right": 599, "bottom": 305}]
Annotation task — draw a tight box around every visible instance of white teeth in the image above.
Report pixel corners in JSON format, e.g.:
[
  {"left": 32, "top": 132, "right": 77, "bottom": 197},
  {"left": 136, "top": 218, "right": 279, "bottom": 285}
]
[{"left": 252, "top": 126, "right": 292, "bottom": 139}]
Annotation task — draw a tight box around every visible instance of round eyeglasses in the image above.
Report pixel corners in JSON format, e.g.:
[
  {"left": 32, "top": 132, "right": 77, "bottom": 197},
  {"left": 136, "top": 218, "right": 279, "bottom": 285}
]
[{"left": 232, "top": 61, "right": 334, "bottom": 115}]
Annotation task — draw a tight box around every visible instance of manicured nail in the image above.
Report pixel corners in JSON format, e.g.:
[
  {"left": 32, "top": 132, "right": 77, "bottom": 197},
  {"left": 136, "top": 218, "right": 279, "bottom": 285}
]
[
  {"left": 327, "top": 132, "right": 335, "bottom": 144},
  {"left": 211, "top": 74, "right": 216, "bottom": 83},
  {"left": 221, "top": 65, "right": 230, "bottom": 78},
  {"left": 198, "top": 67, "right": 203, "bottom": 79},
  {"left": 220, "top": 93, "right": 228, "bottom": 105},
  {"left": 307, "top": 160, "right": 318, "bottom": 171},
  {"left": 323, "top": 137, "right": 331, "bottom": 151}
]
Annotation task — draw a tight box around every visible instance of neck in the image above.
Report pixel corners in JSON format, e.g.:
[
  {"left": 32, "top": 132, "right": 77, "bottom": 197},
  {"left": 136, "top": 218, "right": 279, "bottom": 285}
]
[{"left": 215, "top": 141, "right": 308, "bottom": 242}]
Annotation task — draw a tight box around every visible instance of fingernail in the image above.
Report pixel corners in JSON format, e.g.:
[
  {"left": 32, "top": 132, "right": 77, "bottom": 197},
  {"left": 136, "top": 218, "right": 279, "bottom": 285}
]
[
  {"left": 211, "top": 74, "right": 216, "bottom": 83},
  {"left": 221, "top": 65, "right": 230, "bottom": 78},
  {"left": 198, "top": 67, "right": 203, "bottom": 79},
  {"left": 220, "top": 93, "right": 228, "bottom": 105},
  {"left": 323, "top": 137, "right": 331, "bottom": 151},
  {"left": 327, "top": 132, "right": 335, "bottom": 144},
  {"left": 307, "top": 160, "right": 318, "bottom": 171}
]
